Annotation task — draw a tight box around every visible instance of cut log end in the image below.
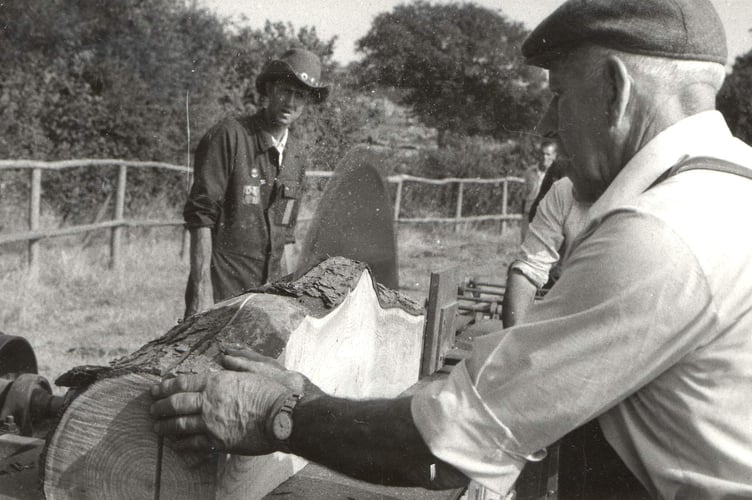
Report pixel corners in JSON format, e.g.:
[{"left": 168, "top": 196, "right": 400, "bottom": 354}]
[
  {"left": 43, "top": 258, "right": 426, "bottom": 499},
  {"left": 42, "top": 372, "right": 216, "bottom": 500}
]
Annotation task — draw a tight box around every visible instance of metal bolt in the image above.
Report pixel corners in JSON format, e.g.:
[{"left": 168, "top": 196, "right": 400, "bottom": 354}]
[{"left": 3, "top": 415, "right": 19, "bottom": 434}]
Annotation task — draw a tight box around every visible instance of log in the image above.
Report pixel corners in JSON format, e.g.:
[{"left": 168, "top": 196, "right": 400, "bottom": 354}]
[{"left": 41, "top": 257, "right": 425, "bottom": 500}]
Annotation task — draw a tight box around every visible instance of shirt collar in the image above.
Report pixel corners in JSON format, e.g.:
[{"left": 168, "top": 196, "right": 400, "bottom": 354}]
[
  {"left": 259, "top": 128, "right": 288, "bottom": 154},
  {"left": 587, "top": 110, "right": 734, "bottom": 223}
]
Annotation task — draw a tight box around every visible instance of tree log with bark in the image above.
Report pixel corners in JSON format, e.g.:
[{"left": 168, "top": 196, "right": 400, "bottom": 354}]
[{"left": 41, "top": 257, "right": 425, "bottom": 500}]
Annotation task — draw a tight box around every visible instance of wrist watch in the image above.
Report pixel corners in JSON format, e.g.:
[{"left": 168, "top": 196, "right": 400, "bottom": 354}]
[{"left": 267, "top": 393, "right": 303, "bottom": 450}]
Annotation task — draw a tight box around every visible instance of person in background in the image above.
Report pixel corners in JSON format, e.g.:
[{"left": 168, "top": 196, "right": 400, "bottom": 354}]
[
  {"left": 501, "top": 175, "right": 591, "bottom": 328},
  {"left": 526, "top": 148, "right": 567, "bottom": 222},
  {"left": 182, "top": 48, "right": 329, "bottom": 318},
  {"left": 520, "top": 140, "right": 558, "bottom": 240},
  {"left": 152, "top": 1, "right": 752, "bottom": 498}
]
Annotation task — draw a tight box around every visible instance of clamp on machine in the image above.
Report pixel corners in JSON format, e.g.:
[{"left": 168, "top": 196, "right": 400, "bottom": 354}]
[
  {"left": 0, "top": 332, "right": 69, "bottom": 498},
  {"left": 0, "top": 333, "right": 68, "bottom": 439}
]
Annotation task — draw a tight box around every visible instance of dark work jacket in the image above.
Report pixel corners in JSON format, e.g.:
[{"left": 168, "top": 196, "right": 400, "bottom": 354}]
[{"left": 183, "top": 113, "right": 307, "bottom": 302}]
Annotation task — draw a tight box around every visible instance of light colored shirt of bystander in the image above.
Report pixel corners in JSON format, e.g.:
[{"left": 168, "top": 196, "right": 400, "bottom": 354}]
[{"left": 509, "top": 177, "right": 590, "bottom": 289}]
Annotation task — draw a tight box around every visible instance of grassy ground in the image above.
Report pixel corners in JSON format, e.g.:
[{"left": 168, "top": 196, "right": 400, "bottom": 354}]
[{"left": 0, "top": 223, "right": 520, "bottom": 394}]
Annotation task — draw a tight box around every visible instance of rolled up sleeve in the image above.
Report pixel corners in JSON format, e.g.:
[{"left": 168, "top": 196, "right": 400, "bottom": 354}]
[
  {"left": 510, "top": 180, "right": 570, "bottom": 287},
  {"left": 411, "top": 361, "right": 526, "bottom": 494},
  {"left": 184, "top": 121, "right": 237, "bottom": 229},
  {"left": 412, "top": 209, "right": 713, "bottom": 495}
]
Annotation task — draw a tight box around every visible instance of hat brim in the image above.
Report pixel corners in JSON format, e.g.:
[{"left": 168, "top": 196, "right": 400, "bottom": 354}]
[{"left": 256, "top": 64, "right": 329, "bottom": 104}]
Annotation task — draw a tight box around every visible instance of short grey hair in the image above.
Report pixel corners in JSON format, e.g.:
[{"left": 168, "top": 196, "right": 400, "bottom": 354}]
[
  {"left": 566, "top": 44, "right": 726, "bottom": 111},
  {"left": 618, "top": 52, "right": 724, "bottom": 92}
]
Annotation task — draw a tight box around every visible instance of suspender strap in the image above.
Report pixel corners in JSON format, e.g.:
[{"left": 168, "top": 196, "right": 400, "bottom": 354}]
[{"left": 649, "top": 156, "right": 752, "bottom": 190}]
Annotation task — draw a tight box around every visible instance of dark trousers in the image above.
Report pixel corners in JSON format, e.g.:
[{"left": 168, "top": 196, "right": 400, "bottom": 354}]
[{"left": 516, "top": 420, "right": 651, "bottom": 500}]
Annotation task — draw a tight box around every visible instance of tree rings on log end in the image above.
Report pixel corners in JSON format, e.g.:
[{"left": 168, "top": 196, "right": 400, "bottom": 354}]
[{"left": 42, "top": 372, "right": 216, "bottom": 500}]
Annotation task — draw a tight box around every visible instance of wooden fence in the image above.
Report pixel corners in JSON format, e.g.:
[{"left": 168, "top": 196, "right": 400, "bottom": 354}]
[
  {"left": 0, "top": 159, "right": 524, "bottom": 275},
  {"left": 303, "top": 171, "right": 525, "bottom": 231}
]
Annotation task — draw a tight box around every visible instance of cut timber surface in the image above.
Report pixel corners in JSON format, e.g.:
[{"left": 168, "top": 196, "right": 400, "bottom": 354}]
[{"left": 42, "top": 257, "right": 425, "bottom": 500}]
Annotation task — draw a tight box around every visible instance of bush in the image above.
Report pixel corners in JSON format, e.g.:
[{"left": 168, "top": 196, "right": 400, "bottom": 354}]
[{"left": 396, "top": 134, "right": 538, "bottom": 218}]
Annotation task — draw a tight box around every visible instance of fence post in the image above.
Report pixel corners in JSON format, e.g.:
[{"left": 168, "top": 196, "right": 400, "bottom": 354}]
[
  {"left": 28, "top": 168, "right": 41, "bottom": 277},
  {"left": 454, "top": 181, "right": 464, "bottom": 233},
  {"left": 180, "top": 228, "right": 190, "bottom": 262},
  {"left": 393, "top": 178, "right": 403, "bottom": 222},
  {"left": 181, "top": 93, "right": 192, "bottom": 263},
  {"left": 501, "top": 179, "right": 509, "bottom": 235},
  {"left": 110, "top": 164, "right": 127, "bottom": 269}
]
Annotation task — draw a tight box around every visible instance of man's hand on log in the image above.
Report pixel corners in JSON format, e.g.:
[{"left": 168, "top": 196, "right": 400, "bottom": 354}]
[
  {"left": 151, "top": 369, "right": 291, "bottom": 455},
  {"left": 150, "top": 350, "right": 324, "bottom": 456},
  {"left": 221, "top": 348, "right": 324, "bottom": 398}
]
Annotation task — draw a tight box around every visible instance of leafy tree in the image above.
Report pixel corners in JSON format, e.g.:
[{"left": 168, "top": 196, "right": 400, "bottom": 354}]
[
  {"left": 718, "top": 48, "right": 752, "bottom": 145},
  {"left": 0, "top": 0, "right": 228, "bottom": 159},
  {"left": 0, "top": 0, "right": 232, "bottom": 221},
  {"left": 355, "top": 0, "right": 548, "bottom": 146},
  {"left": 0, "top": 1, "right": 370, "bottom": 224}
]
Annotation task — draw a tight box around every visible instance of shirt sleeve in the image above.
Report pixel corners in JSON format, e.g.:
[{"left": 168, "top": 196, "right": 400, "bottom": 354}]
[
  {"left": 510, "top": 179, "right": 570, "bottom": 288},
  {"left": 522, "top": 168, "right": 536, "bottom": 200},
  {"left": 183, "top": 120, "right": 238, "bottom": 228},
  {"left": 411, "top": 209, "right": 714, "bottom": 494}
]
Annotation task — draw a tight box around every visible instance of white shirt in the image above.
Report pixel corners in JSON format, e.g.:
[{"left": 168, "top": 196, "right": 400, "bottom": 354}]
[
  {"left": 262, "top": 128, "right": 288, "bottom": 166},
  {"left": 510, "top": 177, "right": 591, "bottom": 288},
  {"left": 412, "top": 111, "right": 752, "bottom": 499},
  {"left": 523, "top": 166, "right": 546, "bottom": 204}
]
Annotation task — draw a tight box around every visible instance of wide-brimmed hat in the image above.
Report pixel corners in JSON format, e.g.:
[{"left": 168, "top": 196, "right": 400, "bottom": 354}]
[{"left": 255, "top": 48, "right": 329, "bottom": 103}]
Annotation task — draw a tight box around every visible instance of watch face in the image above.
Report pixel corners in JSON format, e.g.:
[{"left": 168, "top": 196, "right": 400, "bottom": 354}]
[{"left": 272, "top": 412, "right": 293, "bottom": 441}]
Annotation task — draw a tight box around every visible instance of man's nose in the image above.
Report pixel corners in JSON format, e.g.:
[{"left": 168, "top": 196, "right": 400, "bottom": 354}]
[
  {"left": 535, "top": 103, "right": 558, "bottom": 138},
  {"left": 284, "top": 91, "right": 303, "bottom": 107}
]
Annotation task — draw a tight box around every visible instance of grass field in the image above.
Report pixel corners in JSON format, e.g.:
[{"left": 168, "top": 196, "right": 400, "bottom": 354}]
[{"left": 0, "top": 223, "right": 520, "bottom": 394}]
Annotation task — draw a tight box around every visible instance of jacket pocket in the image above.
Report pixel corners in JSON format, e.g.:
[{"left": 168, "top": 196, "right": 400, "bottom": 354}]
[{"left": 272, "top": 181, "right": 300, "bottom": 228}]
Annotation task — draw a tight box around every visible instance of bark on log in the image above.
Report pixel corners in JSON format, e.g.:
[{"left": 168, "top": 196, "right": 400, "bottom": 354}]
[{"left": 41, "top": 257, "right": 425, "bottom": 500}]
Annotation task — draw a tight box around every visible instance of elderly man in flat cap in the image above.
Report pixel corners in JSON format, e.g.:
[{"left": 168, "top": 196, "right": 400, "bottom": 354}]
[
  {"left": 153, "top": 1, "right": 752, "bottom": 498},
  {"left": 182, "top": 48, "right": 329, "bottom": 318}
]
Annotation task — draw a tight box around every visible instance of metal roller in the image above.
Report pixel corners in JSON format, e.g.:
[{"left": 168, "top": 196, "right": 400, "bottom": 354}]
[
  {"left": 0, "top": 332, "right": 66, "bottom": 436},
  {"left": 0, "top": 332, "right": 38, "bottom": 377}
]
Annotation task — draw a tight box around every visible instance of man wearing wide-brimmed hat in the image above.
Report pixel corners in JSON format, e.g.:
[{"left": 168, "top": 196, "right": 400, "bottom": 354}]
[
  {"left": 182, "top": 48, "right": 329, "bottom": 318},
  {"left": 154, "top": 1, "right": 752, "bottom": 498}
]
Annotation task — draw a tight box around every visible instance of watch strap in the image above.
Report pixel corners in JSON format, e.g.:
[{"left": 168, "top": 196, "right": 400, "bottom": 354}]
[{"left": 266, "top": 392, "right": 303, "bottom": 451}]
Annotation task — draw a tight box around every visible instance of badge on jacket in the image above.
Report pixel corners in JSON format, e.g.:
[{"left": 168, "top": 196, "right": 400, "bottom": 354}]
[{"left": 243, "top": 184, "right": 261, "bottom": 205}]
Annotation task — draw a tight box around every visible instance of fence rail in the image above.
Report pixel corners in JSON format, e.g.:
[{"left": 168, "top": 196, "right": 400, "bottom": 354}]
[
  {"left": 0, "top": 159, "right": 524, "bottom": 275},
  {"left": 0, "top": 159, "right": 191, "bottom": 173}
]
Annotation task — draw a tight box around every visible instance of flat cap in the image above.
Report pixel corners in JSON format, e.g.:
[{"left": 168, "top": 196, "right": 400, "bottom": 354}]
[{"left": 522, "top": 0, "right": 727, "bottom": 68}]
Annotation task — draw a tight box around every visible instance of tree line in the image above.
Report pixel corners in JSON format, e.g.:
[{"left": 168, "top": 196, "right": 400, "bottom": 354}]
[{"left": 1, "top": 0, "right": 749, "bottom": 225}]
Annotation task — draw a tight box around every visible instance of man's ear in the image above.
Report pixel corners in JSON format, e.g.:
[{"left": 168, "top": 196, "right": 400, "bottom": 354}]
[{"left": 605, "top": 55, "right": 631, "bottom": 128}]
